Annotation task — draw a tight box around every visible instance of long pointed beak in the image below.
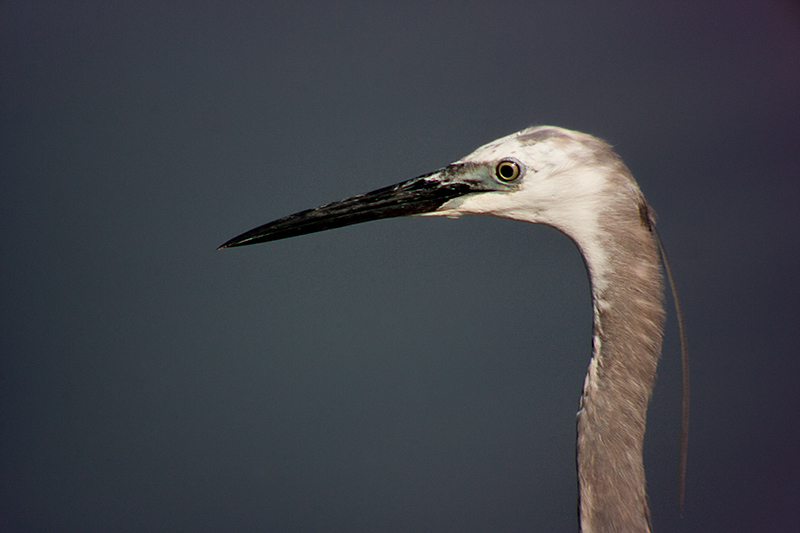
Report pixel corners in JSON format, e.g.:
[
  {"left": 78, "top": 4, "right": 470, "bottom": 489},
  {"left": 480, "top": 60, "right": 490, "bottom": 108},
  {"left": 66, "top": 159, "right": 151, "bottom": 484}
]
[{"left": 219, "top": 164, "right": 490, "bottom": 249}]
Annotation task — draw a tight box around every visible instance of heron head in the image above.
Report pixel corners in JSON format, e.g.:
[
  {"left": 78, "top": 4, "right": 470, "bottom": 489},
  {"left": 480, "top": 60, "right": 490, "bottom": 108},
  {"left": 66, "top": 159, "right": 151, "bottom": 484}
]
[{"left": 219, "top": 126, "right": 637, "bottom": 250}]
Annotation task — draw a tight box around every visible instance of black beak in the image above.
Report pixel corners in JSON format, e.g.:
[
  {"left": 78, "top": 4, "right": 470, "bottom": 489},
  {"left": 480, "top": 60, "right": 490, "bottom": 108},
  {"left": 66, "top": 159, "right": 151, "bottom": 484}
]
[{"left": 219, "top": 164, "right": 488, "bottom": 249}]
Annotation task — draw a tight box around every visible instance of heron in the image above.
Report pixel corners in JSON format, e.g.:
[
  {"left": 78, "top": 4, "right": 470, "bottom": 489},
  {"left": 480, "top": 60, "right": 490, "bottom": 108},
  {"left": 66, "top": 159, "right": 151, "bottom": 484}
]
[{"left": 220, "top": 126, "right": 688, "bottom": 532}]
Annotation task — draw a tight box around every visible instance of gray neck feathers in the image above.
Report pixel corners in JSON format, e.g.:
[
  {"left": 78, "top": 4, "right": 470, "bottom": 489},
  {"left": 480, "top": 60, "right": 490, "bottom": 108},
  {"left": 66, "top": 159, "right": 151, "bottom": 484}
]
[{"left": 575, "top": 174, "right": 665, "bottom": 532}]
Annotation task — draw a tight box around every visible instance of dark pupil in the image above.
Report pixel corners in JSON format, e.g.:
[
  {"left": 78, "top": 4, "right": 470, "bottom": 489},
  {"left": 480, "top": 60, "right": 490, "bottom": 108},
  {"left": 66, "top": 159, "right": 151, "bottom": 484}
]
[{"left": 500, "top": 164, "right": 514, "bottom": 178}]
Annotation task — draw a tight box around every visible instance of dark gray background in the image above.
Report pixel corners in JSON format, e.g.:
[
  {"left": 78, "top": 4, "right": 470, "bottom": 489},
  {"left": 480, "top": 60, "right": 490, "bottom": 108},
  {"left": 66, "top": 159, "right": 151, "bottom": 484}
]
[{"left": 2, "top": 2, "right": 798, "bottom": 531}]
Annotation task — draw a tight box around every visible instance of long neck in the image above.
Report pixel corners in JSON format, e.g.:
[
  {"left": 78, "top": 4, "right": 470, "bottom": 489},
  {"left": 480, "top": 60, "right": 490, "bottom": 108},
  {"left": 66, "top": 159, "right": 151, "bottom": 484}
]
[{"left": 575, "top": 203, "right": 665, "bottom": 532}]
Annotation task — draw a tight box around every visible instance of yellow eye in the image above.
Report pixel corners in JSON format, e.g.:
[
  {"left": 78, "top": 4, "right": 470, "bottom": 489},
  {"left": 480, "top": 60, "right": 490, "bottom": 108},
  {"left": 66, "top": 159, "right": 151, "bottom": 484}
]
[{"left": 496, "top": 160, "right": 521, "bottom": 182}]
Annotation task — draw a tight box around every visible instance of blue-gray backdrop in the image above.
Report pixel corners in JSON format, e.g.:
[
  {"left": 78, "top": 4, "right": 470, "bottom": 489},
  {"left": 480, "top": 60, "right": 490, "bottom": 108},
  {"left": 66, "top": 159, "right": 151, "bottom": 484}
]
[{"left": 2, "top": 2, "right": 798, "bottom": 531}]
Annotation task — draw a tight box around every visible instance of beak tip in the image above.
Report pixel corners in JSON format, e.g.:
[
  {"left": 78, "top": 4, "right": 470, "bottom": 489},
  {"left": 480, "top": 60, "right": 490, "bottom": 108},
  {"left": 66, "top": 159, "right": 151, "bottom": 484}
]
[{"left": 219, "top": 232, "right": 261, "bottom": 249}]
